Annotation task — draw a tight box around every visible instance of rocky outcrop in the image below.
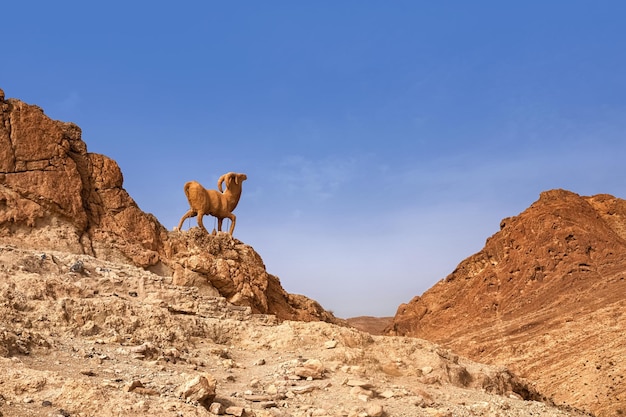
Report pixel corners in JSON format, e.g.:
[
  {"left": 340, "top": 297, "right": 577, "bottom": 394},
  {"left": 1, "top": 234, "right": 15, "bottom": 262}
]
[
  {"left": 388, "top": 189, "right": 626, "bottom": 416},
  {"left": 0, "top": 88, "right": 166, "bottom": 267},
  {"left": 166, "top": 229, "right": 341, "bottom": 323},
  {"left": 0, "top": 88, "right": 339, "bottom": 324}
]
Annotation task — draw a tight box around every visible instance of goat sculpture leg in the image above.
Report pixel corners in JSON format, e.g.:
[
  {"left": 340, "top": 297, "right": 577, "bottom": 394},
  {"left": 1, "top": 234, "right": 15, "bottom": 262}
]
[
  {"left": 176, "top": 209, "right": 197, "bottom": 231},
  {"left": 215, "top": 215, "right": 236, "bottom": 234},
  {"left": 196, "top": 211, "right": 208, "bottom": 233},
  {"left": 227, "top": 213, "right": 236, "bottom": 235}
]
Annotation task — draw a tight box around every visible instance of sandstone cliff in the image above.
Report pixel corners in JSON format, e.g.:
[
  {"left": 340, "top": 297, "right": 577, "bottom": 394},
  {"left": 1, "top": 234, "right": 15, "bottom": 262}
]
[
  {"left": 0, "top": 88, "right": 338, "bottom": 324},
  {"left": 388, "top": 189, "right": 626, "bottom": 416},
  {"left": 0, "top": 88, "right": 166, "bottom": 267}
]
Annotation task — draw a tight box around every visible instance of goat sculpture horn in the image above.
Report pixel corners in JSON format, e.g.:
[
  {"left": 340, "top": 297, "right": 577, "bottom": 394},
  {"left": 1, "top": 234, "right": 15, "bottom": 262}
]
[{"left": 217, "top": 173, "right": 228, "bottom": 193}]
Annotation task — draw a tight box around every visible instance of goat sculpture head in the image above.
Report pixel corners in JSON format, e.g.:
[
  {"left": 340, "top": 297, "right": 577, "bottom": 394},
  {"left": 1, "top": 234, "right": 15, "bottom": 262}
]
[{"left": 218, "top": 172, "right": 247, "bottom": 192}]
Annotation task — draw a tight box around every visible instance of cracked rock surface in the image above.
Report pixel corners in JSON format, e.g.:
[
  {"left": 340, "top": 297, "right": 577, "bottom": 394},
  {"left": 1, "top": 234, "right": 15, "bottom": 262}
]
[{"left": 0, "top": 245, "right": 589, "bottom": 417}]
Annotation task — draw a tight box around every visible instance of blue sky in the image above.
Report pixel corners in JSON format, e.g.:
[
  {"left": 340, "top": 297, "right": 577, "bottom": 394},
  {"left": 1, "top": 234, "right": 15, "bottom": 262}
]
[{"left": 3, "top": 2, "right": 626, "bottom": 317}]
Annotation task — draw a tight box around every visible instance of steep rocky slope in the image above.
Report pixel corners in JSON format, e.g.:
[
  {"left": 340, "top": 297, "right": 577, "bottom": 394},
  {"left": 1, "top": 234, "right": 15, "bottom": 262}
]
[
  {"left": 0, "top": 88, "right": 337, "bottom": 324},
  {"left": 388, "top": 189, "right": 626, "bottom": 417}
]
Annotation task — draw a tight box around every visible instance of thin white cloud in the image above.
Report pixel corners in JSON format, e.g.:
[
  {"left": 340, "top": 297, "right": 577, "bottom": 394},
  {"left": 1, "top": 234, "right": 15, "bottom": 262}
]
[{"left": 272, "top": 154, "right": 360, "bottom": 202}]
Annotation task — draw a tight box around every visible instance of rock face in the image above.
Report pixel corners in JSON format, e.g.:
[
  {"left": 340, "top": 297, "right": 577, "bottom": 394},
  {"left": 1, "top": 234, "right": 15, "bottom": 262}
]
[
  {"left": 0, "top": 89, "right": 166, "bottom": 267},
  {"left": 166, "top": 229, "right": 340, "bottom": 323},
  {"left": 388, "top": 189, "right": 626, "bottom": 417},
  {"left": 0, "top": 89, "right": 338, "bottom": 324}
]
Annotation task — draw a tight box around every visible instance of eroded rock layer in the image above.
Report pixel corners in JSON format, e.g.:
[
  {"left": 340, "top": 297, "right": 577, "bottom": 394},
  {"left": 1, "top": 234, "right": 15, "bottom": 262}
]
[{"left": 388, "top": 189, "right": 626, "bottom": 416}]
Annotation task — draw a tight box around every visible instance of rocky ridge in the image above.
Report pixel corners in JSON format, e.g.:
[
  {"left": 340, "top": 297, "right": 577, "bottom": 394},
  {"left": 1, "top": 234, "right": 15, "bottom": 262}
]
[
  {"left": 388, "top": 189, "right": 626, "bottom": 417},
  {"left": 0, "top": 88, "right": 338, "bottom": 324}
]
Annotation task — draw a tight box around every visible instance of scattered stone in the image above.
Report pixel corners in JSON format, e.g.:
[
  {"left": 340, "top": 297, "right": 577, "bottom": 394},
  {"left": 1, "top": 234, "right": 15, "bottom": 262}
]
[
  {"left": 324, "top": 340, "right": 338, "bottom": 349},
  {"left": 176, "top": 373, "right": 217, "bottom": 406},
  {"left": 292, "top": 384, "right": 318, "bottom": 394},
  {"left": 164, "top": 347, "right": 182, "bottom": 358},
  {"left": 381, "top": 362, "right": 403, "bottom": 376},
  {"left": 222, "top": 359, "right": 237, "bottom": 369},
  {"left": 209, "top": 402, "right": 224, "bottom": 415},
  {"left": 350, "top": 385, "right": 374, "bottom": 401},
  {"left": 69, "top": 260, "right": 84, "bottom": 273},
  {"left": 366, "top": 403, "right": 384, "bottom": 417},
  {"left": 126, "top": 380, "right": 144, "bottom": 392},
  {"left": 225, "top": 405, "right": 245, "bottom": 416},
  {"left": 294, "top": 358, "right": 325, "bottom": 379},
  {"left": 346, "top": 379, "right": 372, "bottom": 389},
  {"left": 244, "top": 393, "right": 276, "bottom": 402},
  {"left": 80, "top": 370, "right": 96, "bottom": 376},
  {"left": 253, "top": 358, "right": 266, "bottom": 366},
  {"left": 23, "top": 397, "right": 34, "bottom": 403},
  {"left": 129, "top": 342, "right": 158, "bottom": 359},
  {"left": 42, "top": 400, "right": 53, "bottom": 407},
  {"left": 129, "top": 342, "right": 156, "bottom": 354},
  {"left": 379, "top": 389, "right": 394, "bottom": 399},
  {"left": 259, "top": 401, "right": 277, "bottom": 408}
]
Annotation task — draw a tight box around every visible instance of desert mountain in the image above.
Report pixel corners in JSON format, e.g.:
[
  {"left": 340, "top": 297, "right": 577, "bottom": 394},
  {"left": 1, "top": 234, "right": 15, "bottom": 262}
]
[
  {"left": 0, "top": 89, "right": 592, "bottom": 416},
  {"left": 0, "top": 88, "right": 336, "bottom": 324},
  {"left": 388, "top": 188, "right": 626, "bottom": 417}
]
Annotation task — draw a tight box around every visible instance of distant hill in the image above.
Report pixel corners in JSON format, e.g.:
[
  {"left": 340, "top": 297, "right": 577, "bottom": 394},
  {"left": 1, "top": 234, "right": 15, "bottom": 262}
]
[
  {"left": 347, "top": 316, "right": 393, "bottom": 335},
  {"left": 387, "top": 188, "right": 626, "bottom": 416}
]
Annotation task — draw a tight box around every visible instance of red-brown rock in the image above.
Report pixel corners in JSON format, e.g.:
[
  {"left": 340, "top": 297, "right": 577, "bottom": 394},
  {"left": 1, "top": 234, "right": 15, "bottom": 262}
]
[
  {"left": 0, "top": 95, "right": 167, "bottom": 266},
  {"left": 387, "top": 189, "right": 626, "bottom": 416}
]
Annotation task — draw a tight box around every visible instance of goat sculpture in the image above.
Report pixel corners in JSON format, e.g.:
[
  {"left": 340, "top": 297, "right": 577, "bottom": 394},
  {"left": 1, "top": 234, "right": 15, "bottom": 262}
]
[{"left": 175, "top": 172, "right": 247, "bottom": 236}]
